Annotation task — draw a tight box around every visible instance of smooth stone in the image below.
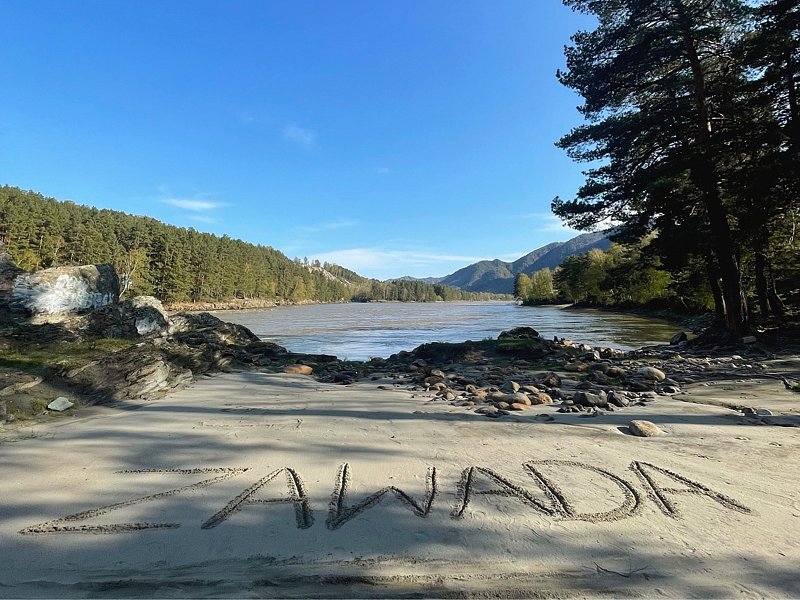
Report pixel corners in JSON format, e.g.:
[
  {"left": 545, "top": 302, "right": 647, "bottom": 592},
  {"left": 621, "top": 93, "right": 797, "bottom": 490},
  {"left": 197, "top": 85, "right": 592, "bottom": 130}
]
[
  {"left": 628, "top": 420, "right": 663, "bottom": 437},
  {"left": 530, "top": 392, "right": 553, "bottom": 405},
  {"left": 637, "top": 367, "right": 666, "bottom": 382}
]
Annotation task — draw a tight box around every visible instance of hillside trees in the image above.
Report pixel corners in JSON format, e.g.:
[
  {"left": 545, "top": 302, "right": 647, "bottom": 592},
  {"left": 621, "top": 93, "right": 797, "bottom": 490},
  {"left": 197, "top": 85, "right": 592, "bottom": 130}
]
[
  {"left": 0, "top": 186, "right": 503, "bottom": 305},
  {"left": 553, "top": 0, "right": 758, "bottom": 334}
]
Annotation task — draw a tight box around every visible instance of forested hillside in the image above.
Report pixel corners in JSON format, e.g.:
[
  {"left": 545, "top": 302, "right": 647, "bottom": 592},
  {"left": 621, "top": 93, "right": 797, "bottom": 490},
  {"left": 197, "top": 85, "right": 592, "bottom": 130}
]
[{"left": 0, "top": 186, "right": 502, "bottom": 304}]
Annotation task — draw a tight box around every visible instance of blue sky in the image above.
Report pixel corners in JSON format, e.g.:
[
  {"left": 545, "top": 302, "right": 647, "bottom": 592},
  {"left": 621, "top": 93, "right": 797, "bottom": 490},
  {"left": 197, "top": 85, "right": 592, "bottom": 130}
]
[{"left": 1, "top": 1, "right": 595, "bottom": 279}]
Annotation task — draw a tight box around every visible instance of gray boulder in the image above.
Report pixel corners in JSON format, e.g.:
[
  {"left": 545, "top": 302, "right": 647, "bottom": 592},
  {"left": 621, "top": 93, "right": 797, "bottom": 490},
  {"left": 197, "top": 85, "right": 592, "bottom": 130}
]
[
  {"left": 573, "top": 390, "right": 608, "bottom": 408},
  {"left": 670, "top": 331, "right": 688, "bottom": 345},
  {"left": 119, "top": 296, "right": 170, "bottom": 337}
]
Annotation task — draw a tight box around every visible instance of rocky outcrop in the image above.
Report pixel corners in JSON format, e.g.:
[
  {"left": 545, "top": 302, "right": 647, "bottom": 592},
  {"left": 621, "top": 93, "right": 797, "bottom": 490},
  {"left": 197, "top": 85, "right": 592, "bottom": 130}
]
[
  {"left": 118, "top": 296, "right": 170, "bottom": 337},
  {"left": 10, "top": 264, "right": 119, "bottom": 317}
]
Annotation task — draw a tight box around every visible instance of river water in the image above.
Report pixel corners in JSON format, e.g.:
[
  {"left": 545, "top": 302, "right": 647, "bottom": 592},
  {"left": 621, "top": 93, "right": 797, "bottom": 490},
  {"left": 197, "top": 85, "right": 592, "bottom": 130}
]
[{"left": 212, "top": 302, "right": 677, "bottom": 361}]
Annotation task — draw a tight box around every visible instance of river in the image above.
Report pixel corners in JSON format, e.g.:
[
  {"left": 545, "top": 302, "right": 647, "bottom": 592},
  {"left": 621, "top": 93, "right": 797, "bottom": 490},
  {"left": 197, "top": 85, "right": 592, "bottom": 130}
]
[{"left": 211, "top": 302, "right": 678, "bottom": 361}]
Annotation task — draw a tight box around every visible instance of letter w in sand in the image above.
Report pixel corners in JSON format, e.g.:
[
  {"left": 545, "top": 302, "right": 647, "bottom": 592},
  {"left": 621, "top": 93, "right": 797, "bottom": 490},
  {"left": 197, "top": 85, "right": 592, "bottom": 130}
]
[{"left": 326, "top": 463, "right": 438, "bottom": 530}]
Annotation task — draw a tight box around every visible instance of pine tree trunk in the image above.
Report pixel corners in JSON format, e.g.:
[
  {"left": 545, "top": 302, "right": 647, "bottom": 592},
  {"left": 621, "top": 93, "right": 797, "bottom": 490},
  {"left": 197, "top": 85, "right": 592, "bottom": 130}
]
[
  {"left": 754, "top": 247, "right": 771, "bottom": 318},
  {"left": 678, "top": 7, "right": 750, "bottom": 335},
  {"left": 706, "top": 256, "right": 726, "bottom": 323}
]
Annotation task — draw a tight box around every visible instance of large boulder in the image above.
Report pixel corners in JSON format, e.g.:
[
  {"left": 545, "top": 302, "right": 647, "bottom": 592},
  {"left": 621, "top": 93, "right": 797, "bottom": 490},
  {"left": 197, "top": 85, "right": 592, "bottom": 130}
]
[
  {"left": 10, "top": 264, "right": 119, "bottom": 316},
  {"left": 119, "top": 296, "right": 170, "bottom": 337}
]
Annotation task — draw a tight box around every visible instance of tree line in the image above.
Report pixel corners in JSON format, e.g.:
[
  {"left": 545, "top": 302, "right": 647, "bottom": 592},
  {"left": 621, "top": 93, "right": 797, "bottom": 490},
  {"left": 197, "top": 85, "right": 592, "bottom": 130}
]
[
  {"left": 0, "top": 186, "right": 505, "bottom": 305},
  {"left": 553, "top": 0, "right": 799, "bottom": 334},
  {"left": 514, "top": 240, "right": 697, "bottom": 310}
]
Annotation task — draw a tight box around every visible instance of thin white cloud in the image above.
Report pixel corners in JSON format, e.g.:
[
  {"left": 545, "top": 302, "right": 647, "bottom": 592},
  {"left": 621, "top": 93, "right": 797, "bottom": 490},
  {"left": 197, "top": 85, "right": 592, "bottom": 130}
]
[
  {"left": 309, "top": 248, "right": 491, "bottom": 273},
  {"left": 163, "top": 198, "right": 220, "bottom": 211},
  {"left": 376, "top": 167, "right": 390, "bottom": 174},
  {"left": 298, "top": 219, "right": 358, "bottom": 233},
  {"left": 522, "top": 212, "right": 580, "bottom": 235},
  {"left": 283, "top": 124, "right": 317, "bottom": 147}
]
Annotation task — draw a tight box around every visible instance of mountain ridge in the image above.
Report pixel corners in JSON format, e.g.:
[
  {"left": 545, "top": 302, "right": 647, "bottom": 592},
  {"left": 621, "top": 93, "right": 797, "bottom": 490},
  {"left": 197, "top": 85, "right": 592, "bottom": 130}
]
[{"left": 397, "top": 232, "right": 611, "bottom": 294}]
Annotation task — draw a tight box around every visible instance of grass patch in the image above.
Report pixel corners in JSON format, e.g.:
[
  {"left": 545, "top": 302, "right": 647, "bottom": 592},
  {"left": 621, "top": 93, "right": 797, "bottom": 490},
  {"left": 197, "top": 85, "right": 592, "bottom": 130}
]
[{"left": 0, "top": 338, "right": 136, "bottom": 376}]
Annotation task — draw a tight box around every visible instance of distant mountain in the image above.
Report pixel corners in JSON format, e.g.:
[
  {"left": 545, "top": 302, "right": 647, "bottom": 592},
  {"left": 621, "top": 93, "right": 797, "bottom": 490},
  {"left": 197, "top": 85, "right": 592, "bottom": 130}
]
[{"left": 436, "top": 232, "right": 611, "bottom": 294}]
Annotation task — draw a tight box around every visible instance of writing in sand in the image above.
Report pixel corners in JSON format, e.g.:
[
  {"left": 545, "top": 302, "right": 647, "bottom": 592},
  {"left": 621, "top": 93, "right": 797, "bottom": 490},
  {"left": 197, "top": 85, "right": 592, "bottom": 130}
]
[{"left": 19, "top": 459, "right": 751, "bottom": 535}]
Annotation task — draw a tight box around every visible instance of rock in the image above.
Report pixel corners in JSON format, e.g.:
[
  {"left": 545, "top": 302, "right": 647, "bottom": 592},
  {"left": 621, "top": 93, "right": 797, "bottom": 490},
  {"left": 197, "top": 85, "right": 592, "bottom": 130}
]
[
  {"left": 47, "top": 397, "right": 74, "bottom": 412},
  {"left": 588, "top": 371, "right": 614, "bottom": 385},
  {"left": 10, "top": 264, "right": 119, "bottom": 316},
  {"left": 520, "top": 385, "right": 540, "bottom": 394},
  {"left": 742, "top": 407, "right": 772, "bottom": 417},
  {"left": 429, "top": 368, "right": 447, "bottom": 378},
  {"left": 581, "top": 350, "right": 601, "bottom": 362},
  {"left": 573, "top": 390, "right": 608, "bottom": 408},
  {"left": 660, "top": 385, "right": 681, "bottom": 394},
  {"left": 502, "top": 392, "right": 530, "bottom": 405},
  {"left": 509, "top": 403, "right": 529, "bottom": 411},
  {"left": 476, "top": 406, "right": 498, "bottom": 415},
  {"left": 246, "top": 340, "right": 289, "bottom": 356},
  {"left": 284, "top": 364, "right": 313, "bottom": 375},
  {"left": 501, "top": 381, "right": 521, "bottom": 393},
  {"left": 540, "top": 372, "right": 561, "bottom": 388},
  {"left": 670, "top": 331, "right": 688, "bottom": 345},
  {"left": 118, "top": 296, "right": 170, "bottom": 337},
  {"left": 530, "top": 392, "right": 553, "bottom": 405},
  {"left": 411, "top": 358, "right": 428, "bottom": 369},
  {"left": 628, "top": 420, "right": 663, "bottom": 437},
  {"left": 495, "top": 401, "right": 511, "bottom": 410},
  {"left": 606, "top": 366, "right": 625, "bottom": 379},
  {"left": 424, "top": 375, "right": 445, "bottom": 386},
  {"left": 169, "top": 312, "right": 260, "bottom": 346},
  {"left": 637, "top": 366, "right": 666, "bottom": 382},
  {"left": 606, "top": 390, "right": 629, "bottom": 407},
  {"left": 627, "top": 380, "right": 653, "bottom": 392},
  {"left": 741, "top": 335, "right": 757, "bottom": 344},
  {"left": 564, "top": 362, "right": 588, "bottom": 373},
  {"left": 498, "top": 327, "right": 540, "bottom": 340},
  {"left": 333, "top": 371, "right": 357, "bottom": 384},
  {"left": 588, "top": 362, "right": 611, "bottom": 373},
  {"left": 0, "top": 375, "right": 44, "bottom": 397}
]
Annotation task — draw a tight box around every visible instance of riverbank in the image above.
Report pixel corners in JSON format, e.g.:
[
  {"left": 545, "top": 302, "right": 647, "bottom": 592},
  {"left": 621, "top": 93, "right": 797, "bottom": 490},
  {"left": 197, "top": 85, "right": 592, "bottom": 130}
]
[
  {"left": 163, "top": 298, "right": 321, "bottom": 312},
  {"left": 1, "top": 333, "right": 798, "bottom": 597}
]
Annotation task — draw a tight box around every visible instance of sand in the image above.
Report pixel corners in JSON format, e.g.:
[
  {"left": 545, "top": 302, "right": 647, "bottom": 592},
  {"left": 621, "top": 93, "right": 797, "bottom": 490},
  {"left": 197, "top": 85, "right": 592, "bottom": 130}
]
[{"left": 1, "top": 370, "right": 799, "bottom": 598}]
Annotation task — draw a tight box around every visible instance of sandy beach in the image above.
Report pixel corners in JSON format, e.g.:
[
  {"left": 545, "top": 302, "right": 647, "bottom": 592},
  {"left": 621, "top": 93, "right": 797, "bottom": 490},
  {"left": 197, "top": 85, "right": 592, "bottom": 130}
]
[{"left": 1, "top": 367, "right": 799, "bottom": 598}]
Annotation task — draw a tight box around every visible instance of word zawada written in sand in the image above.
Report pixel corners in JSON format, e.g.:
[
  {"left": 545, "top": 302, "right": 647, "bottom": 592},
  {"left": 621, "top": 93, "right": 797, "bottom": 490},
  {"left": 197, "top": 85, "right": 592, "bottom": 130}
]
[{"left": 19, "top": 460, "right": 751, "bottom": 535}]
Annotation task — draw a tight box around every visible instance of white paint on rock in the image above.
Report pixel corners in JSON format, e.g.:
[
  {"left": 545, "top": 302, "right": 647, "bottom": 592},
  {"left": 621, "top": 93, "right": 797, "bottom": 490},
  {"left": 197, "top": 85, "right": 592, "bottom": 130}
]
[{"left": 12, "top": 273, "right": 114, "bottom": 314}]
